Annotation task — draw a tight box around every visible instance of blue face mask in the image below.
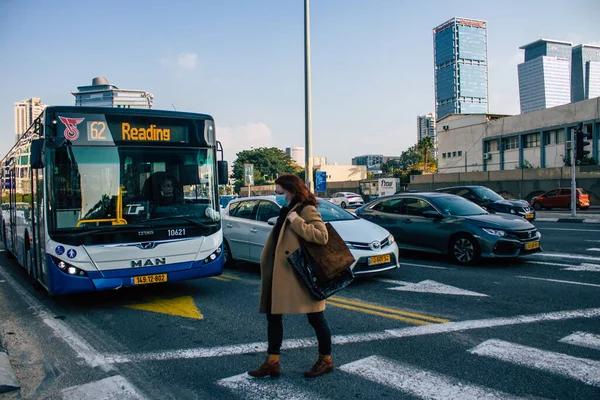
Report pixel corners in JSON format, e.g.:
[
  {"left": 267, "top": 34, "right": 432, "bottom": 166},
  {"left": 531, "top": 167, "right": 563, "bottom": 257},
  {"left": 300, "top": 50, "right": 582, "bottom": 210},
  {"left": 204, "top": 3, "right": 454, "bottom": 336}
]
[{"left": 275, "top": 194, "right": 290, "bottom": 207}]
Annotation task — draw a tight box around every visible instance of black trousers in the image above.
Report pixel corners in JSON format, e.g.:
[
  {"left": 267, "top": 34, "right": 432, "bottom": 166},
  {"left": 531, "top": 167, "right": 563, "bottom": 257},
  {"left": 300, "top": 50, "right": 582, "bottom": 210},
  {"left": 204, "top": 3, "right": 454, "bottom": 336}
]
[{"left": 267, "top": 312, "right": 331, "bottom": 355}]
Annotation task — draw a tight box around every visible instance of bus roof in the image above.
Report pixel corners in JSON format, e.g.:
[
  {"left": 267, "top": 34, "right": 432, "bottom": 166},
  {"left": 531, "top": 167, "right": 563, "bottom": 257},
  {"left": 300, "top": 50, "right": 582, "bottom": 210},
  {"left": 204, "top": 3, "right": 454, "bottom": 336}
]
[{"left": 42, "top": 106, "right": 214, "bottom": 121}]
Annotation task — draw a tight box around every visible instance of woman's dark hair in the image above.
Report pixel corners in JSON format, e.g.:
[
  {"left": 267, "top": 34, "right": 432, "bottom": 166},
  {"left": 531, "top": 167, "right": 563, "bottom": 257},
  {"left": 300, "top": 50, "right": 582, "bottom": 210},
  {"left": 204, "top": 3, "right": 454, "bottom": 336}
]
[{"left": 275, "top": 174, "right": 317, "bottom": 206}]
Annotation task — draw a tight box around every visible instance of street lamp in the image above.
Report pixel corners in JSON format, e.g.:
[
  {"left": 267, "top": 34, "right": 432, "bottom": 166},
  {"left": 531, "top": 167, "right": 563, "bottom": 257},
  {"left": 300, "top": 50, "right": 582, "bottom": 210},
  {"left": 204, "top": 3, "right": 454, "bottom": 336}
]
[{"left": 304, "top": 0, "right": 314, "bottom": 192}]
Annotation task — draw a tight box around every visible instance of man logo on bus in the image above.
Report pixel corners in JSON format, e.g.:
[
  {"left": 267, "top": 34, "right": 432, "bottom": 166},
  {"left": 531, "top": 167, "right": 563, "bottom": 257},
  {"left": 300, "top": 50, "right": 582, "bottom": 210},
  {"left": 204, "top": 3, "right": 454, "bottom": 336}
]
[{"left": 58, "top": 116, "right": 85, "bottom": 141}]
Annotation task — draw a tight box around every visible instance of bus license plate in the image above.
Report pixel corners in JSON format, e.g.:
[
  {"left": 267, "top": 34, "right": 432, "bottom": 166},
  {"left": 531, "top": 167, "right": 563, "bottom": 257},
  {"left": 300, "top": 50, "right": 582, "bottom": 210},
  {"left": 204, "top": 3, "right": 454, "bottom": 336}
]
[
  {"left": 525, "top": 242, "right": 540, "bottom": 250},
  {"left": 134, "top": 274, "right": 167, "bottom": 285},
  {"left": 368, "top": 254, "right": 391, "bottom": 266},
  {"left": 525, "top": 213, "right": 534, "bottom": 220}
]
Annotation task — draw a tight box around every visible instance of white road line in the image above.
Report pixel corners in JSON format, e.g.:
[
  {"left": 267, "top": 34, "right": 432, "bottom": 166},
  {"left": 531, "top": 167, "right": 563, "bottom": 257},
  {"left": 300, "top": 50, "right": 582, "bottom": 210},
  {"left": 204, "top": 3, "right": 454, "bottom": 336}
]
[
  {"left": 585, "top": 240, "right": 600, "bottom": 242},
  {"left": 559, "top": 332, "right": 600, "bottom": 351},
  {"left": 536, "top": 227, "right": 600, "bottom": 232},
  {"left": 400, "top": 262, "right": 450, "bottom": 270},
  {"left": 105, "top": 307, "right": 600, "bottom": 364},
  {"left": 61, "top": 375, "right": 145, "bottom": 400},
  {"left": 587, "top": 248, "right": 600, "bottom": 252},
  {"left": 376, "top": 278, "right": 413, "bottom": 285},
  {"left": 518, "top": 275, "right": 600, "bottom": 288},
  {"left": 388, "top": 280, "right": 488, "bottom": 297},
  {"left": 562, "top": 263, "right": 600, "bottom": 272},
  {"left": 339, "top": 355, "right": 524, "bottom": 399},
  {"left": 531, "top": 252, "right": 600, "bottom": 262},
  {"left": 217, "top": 373, "right": 327, "bottom": 400},
  {"left": 469, "top": 339, "right": 600, "bottom": 387},
  {"left": 527, "top": 260, "right": 577, "bottom": 267}
]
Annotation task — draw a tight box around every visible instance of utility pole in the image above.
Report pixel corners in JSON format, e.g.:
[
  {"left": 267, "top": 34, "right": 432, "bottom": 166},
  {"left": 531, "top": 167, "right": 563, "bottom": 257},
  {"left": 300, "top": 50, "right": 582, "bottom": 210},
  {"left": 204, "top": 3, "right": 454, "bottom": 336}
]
[
  {"left": 571, "top": 127, "right": 576, "bottom": 217},
  {"left": 304, "top": 0, "right": 314, "bottom": 192}
]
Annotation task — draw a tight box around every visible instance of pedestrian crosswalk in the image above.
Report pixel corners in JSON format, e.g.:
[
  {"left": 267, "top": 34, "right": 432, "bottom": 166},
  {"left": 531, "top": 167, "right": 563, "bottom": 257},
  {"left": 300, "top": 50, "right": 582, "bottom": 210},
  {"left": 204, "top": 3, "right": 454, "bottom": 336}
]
[{"left": 217, "top": 331, "right": 600, "bottom": 399}]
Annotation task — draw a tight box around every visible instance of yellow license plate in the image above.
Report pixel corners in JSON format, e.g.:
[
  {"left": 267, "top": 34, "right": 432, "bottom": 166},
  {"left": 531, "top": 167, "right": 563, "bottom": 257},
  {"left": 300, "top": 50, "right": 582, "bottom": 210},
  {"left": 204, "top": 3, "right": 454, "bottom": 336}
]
[
  {"left": 133, "top": 274, "right": 167, "bottom": 285},
  {"left": 525, "top": 213, "right": 534, "bottom": 219},
  {"left": 368, "top": 254, "right": 391, "bottom": 265},
  {"left": 525, "top": 241, "right": 540, "bottom": 250}
]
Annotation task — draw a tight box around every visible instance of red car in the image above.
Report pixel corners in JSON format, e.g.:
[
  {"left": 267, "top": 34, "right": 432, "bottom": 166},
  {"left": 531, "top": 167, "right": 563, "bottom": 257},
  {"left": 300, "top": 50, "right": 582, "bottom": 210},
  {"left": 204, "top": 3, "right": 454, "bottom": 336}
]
[{"left": 530, "top": 188, "right": 590, "bottom": 210}]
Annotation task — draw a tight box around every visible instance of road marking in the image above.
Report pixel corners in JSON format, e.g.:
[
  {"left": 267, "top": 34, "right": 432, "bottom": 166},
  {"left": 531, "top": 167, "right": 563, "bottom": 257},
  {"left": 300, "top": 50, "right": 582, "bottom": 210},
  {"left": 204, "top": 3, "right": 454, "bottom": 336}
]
[
  {"left": 217, "top": 373, "right": 327, "bottom": 400},
  {"left": 585, "top": 239, "right": 600, "bottom": 242},
  {"left": 221, "top": 273, "right": 242, "bottom": 280},
  {"left": 340, "top": 355, "right": 524, "bottom": 399},
  {"left": 518, "top": 275, "right": 600, "bottom": 288},
  {"left": 328, "top": 296, "right": 450, "bottom": 324},
  {"left": 562, "top": 263, "right": 600, "bottom": 272},
  {"left": 61, "top": 375, "right": 145, "bottom": 400},
  {"left": 125, "top": 296, "right": 203, "bottom": 320},
  {"left": 587, "top": 248, "right": 600, "bottom": 252},
  {"left": 469, "top": 339, "right": 600, "bottom": 387},
  {"left": 104, "top": 307, "right": 600, "bottom": 364},
  {"left": 388, "top": 279, "right": 488, "bottom": 297},
  {"left": 559, "top": 332, "right": 600, "bottom": 351},
  {"left": 401, "top": 262, "right": 450, "bottom": 270},
  {"left": 527, "top": 260, "right": 576, "bottom": 267},
  {"left": 377, "top": 278, "right": 412, "bottom": 285},
  {"left": 211, "top": 276, "right": 231, "bottom": 282},
  {"left": 531, "top": 252, "right": 600, "bottom": 262},
  {"left": 537, "top": 227, "right": 600, "bottom": 232}
]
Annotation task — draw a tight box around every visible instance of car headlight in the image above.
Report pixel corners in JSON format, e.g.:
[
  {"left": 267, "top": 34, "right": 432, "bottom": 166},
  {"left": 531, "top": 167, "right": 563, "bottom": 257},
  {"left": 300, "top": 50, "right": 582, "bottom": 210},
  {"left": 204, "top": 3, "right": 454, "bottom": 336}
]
[
  {"left": 387, "top": 234, "right": 395, "bottom": 244},
  {"left": 482, "top": 228, "right": 507, "bottom": 237}
]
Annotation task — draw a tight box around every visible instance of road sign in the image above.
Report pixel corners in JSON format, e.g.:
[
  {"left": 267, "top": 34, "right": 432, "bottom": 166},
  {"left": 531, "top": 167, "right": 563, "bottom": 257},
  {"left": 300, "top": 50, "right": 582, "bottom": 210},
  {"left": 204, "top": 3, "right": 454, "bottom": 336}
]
[
  {"left": 243, "top": 164, "right": 254, "bottom": 186},
  {"left": 316, "top": 171, "right": 327, "bottom": 192}
]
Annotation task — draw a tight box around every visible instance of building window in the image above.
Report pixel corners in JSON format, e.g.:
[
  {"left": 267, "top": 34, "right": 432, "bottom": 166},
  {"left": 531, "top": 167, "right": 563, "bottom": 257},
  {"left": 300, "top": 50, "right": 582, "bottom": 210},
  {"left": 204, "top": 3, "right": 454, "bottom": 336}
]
[
  {"left": 524, "top": 133, "right": 540, "bottom": 148},
  {"left": 452, "top": 151, "right": 457, "bottom": 157},
  {"left": 485, "top": 139, "right": 499, "bottom": 152},
  {"left": 458, "top": 151, "right": 462, "bottom": 156},
  {"left": 443, "top": 153, "right": 447, "bottom": 159},
  {"left": 502, "top": 136, "right": 519, "bottom": 150}
]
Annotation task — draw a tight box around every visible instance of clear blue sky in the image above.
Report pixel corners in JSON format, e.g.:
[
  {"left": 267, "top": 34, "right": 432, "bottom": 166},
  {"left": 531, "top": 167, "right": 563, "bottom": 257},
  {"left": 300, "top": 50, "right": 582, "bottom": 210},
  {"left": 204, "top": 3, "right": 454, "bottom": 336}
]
[{"left": 1, "top": 0, "right": 598, "bottom": 164}]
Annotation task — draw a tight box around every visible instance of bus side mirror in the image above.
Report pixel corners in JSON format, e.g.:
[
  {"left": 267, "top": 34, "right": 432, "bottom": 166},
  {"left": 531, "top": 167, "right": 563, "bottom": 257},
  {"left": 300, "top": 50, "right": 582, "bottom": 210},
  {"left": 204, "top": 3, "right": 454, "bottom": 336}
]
[
  {"left": 218, "top": 161, "right": 229, "bottom": 185},
  {"left": 30, "top": 139, "right": 45, "bottom": 169}
]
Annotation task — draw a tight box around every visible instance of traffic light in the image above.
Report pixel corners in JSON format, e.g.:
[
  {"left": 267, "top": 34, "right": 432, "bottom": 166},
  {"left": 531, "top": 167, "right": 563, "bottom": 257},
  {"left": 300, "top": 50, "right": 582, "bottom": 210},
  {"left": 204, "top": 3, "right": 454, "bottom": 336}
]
[{"left": 575, "top": 125, "right": 592, "bottom": 162}]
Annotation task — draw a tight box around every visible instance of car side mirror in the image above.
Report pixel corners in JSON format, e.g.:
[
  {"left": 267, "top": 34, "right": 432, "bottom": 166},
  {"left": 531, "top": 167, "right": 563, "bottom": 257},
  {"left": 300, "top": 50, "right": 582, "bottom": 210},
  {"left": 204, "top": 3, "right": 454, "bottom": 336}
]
[
  {"left": 423, "top": 210, "right": 443, "bottom": 219},
  {"left": 268, "top": 216, "right": 277, "bottom": 226}
]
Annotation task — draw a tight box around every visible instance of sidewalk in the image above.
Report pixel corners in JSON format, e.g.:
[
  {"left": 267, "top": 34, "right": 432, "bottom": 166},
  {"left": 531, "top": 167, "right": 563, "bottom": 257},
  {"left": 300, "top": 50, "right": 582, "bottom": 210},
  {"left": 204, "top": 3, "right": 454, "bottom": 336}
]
[
  {"left": 0, "top": 340, "right": 19, "bottom": 394},
  {"left": 535, "top": 211, "right": 600, "bottom": 224}
]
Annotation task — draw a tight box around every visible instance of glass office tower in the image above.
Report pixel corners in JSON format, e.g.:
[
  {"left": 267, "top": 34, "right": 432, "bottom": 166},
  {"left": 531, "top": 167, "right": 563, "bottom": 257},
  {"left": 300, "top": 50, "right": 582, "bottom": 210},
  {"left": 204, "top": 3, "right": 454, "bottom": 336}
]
[
  {"left": 571, "top": 44, "right": 600, "bottom": 103},
  {"left": 433, "top": 17, "right": 488, "bottom": 121}
]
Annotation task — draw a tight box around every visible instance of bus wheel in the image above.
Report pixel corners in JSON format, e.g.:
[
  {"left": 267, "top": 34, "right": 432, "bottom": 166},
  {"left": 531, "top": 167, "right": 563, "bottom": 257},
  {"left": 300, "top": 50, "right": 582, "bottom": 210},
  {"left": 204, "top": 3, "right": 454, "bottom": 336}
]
[
  {"left": 3, "top": 225, "right": 14, "bottom": 259},
  {"left": 25, "top": 247, "right": 42, "bottom": 291}
]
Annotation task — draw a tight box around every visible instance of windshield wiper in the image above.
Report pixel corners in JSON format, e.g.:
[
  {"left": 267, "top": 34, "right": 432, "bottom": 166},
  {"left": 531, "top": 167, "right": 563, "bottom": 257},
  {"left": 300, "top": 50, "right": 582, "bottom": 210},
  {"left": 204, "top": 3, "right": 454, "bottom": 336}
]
[
  {"left": 63, "top": 226, "right": 120, "bottom": 238},
  {"left": 148, "top": 215, "right": 218, "bottom": 228}
]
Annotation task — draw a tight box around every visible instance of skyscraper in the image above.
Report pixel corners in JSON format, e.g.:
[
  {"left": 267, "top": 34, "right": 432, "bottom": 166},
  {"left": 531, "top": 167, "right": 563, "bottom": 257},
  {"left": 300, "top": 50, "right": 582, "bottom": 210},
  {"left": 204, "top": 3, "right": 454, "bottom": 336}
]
[
  {"left": 433, "top": 17, "right": 488, "bottom": 121},
  {"left": 417, "top": 114, "right": 436, "bottom": 142},
  {"left": 285, "top": 147, "right": 305, "bottom": 167},
  {"left": 14, "top": 97, "right": 46, "bottom": 142},
  {"left": 571, "top": 44, "right": 600, "bottom": 103},
  {"left": 72, "top": 77, "right": 154, "bottom": 108},
  {"left": 518, "top": 39, "right": 572, "bottom": 114}
]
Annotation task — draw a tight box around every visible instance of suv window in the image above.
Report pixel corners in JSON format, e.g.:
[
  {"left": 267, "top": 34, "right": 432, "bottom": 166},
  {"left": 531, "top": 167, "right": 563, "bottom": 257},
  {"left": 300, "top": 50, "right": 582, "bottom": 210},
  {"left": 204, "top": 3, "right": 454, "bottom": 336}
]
[
  {"left": 230, "top": 200, "right": 257, "bottom": 220},
  {"left": 256, "top": 200, "right": 280, "bottom": 222}
]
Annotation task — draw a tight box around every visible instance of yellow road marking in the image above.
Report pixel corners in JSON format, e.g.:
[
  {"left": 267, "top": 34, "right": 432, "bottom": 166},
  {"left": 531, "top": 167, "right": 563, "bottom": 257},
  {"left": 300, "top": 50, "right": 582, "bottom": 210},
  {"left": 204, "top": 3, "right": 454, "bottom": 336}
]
[
  {"left": 211, "top": 276, "right": 231, "bottom": 282},
  {"left": 125, "top": 296, "right": 203, "bottom": 320},
  {"left": 220, "top": 274, "right": 241, "bottom": 280},
  {"left": 328, "top": 296, "right": 450, "bottom": 323},
  {"left": 327, "top": 301, "right": 432, "bottom": 325}
]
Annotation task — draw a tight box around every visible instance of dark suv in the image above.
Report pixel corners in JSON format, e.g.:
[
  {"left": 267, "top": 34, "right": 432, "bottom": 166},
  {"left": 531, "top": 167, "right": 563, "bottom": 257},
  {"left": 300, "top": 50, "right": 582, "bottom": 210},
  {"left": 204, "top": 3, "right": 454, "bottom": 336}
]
[{"left": 435, "top": 186, "right": 536, "bottom": 221}]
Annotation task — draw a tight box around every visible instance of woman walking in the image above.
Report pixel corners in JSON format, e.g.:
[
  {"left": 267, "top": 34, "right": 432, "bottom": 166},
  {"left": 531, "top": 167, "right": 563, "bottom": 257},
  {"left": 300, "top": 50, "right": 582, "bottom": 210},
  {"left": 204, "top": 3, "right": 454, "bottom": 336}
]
[{"left": 248, "top": 174, "right": 333, "bottom": 378}]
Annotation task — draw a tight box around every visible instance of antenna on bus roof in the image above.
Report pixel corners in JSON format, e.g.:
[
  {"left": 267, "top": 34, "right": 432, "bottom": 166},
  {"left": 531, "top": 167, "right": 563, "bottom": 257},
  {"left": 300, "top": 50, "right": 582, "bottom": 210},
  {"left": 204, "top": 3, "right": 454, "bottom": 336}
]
[{"left": 171, "top": 103, "right": 177, "bottom": 111}]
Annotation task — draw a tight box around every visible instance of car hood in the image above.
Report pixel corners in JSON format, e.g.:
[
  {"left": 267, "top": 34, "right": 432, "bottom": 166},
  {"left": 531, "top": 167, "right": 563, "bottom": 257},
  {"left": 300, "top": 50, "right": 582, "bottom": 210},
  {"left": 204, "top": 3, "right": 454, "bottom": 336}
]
[
  {"left": 485, "top": 199, "right": 529, "bottom": 208},
  {"left": 329, "top": 218, "right": 390, "bottom": 242},
  {"left": 462, "top": 213, "right": 535, "bottom": 230}
]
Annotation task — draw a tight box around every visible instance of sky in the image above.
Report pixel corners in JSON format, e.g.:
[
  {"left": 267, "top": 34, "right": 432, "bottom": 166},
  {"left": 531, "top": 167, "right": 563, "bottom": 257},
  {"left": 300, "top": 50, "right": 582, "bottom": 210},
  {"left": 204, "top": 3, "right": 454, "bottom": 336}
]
[{"left": 1, "top": 0, "right": 599, "bottom": 165}]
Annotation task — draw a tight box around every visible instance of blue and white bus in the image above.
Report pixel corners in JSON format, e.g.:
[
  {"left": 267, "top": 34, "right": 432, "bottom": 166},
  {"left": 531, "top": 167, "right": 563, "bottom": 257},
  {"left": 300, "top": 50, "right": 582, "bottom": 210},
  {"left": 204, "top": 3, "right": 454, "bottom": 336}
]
[{"left": 1, "top": 106, "right": 228, "bottom": 295}]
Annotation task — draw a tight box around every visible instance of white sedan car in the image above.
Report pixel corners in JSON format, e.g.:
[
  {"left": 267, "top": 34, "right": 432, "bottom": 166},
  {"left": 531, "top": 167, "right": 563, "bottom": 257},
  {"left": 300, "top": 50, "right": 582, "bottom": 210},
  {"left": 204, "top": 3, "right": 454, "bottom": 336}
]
[
  {"left": 222, "top": 196, "right": 399, "bottom": 276},
  {"left": 328, "top": 192, "right": 364, "bottom": 208}
]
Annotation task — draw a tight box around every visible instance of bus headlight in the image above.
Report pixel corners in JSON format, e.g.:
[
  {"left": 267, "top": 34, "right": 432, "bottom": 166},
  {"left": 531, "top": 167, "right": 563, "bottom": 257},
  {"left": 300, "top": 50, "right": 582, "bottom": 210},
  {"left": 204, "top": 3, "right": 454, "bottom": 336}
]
[
  {"left": 51, "top": 256, "right": 88, "bottom": 276},
  {"left": 204, "top": 246, "right": 223, "bottom": 264}
]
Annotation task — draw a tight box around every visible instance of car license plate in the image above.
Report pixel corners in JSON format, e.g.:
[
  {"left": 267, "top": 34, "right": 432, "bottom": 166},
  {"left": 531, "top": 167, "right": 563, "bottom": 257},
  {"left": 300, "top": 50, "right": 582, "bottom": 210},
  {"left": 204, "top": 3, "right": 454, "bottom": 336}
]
[
  {"left": 133, "top": 274, "right": 167, "bottom": 285},
  {"left": 525, "top": 213, "right": 534, "bottom": 219},
  {"left": 525, "top": 241, "right": 540, "bottom": 250},
  {"left": 368, "top": 254, "right": 391, "bottom": 265}
]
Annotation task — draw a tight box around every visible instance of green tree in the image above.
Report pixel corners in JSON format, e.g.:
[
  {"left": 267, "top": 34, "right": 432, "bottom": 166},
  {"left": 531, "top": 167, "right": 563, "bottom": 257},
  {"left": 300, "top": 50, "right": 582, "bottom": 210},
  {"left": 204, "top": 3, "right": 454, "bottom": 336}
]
[
  {"left": 418, "top": 136, "right": 434, "bottom": 173},
  {"left": 232, "top": 147, "right": 297, "bottom": 185}
]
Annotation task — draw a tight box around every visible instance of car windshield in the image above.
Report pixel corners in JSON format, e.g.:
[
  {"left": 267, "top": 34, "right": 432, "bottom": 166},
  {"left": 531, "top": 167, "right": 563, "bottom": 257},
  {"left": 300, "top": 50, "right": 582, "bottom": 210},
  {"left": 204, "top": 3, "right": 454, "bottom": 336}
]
[
  {"left": 431, "top": 196, "right": 489, "bottom": 216},
  {"left": 317, "top": 200, "right": 356, "bottom": 221},
  {"left": 471, "top": 186, "right": 504, "bottom": 201}
]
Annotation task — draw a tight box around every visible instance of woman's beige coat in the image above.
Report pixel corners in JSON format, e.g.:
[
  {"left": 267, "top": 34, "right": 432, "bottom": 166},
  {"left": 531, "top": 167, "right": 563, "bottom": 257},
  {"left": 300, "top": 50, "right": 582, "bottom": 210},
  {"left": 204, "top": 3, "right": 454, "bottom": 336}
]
[{"left": 258, "top": 204, "right": 329, "bottom": 314}]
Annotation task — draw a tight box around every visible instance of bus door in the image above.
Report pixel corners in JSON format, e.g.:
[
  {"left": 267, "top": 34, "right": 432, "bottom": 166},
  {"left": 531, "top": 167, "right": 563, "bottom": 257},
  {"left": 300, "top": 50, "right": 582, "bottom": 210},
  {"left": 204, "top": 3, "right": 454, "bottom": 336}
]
[
  {"left": 8, "top": 167, "right": 16, "bottom": 252},
  {"left": 32, "top": 168, "right": 46, "bottom": 285}
]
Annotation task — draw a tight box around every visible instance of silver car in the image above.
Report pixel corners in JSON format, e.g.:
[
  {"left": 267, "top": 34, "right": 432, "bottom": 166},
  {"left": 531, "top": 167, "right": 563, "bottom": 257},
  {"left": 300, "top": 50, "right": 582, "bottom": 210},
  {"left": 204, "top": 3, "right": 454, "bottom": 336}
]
[
  {"left": 355, "top": 192, "right": 542, "bottom": 266},
  {"left": 222, "top": 196, "right": 399, "bottom": 276}
]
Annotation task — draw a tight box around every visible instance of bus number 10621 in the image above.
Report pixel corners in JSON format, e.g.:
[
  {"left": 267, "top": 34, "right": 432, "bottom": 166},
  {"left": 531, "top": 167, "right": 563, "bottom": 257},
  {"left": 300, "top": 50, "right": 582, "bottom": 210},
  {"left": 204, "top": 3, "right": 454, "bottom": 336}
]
[{"left": 168, "top": 228, "right": 186, "bottom": 237}]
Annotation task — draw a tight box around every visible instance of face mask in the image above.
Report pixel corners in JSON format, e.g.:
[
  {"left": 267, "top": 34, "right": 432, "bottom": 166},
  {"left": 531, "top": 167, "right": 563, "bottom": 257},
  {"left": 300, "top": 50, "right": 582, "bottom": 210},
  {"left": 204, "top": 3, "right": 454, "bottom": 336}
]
[{"left": 275, "top": 194, "right": 290, "bottom": 207}]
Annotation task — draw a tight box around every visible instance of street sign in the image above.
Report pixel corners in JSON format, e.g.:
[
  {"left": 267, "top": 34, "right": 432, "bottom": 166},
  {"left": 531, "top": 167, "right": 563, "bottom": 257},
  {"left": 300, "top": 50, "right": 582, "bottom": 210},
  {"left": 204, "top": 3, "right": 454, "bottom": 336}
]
[
  {"left": 378, "top": 178, "right": 396, "bottom": 196},
  {"left": 316, "top": 171, "right": 327, "bottom": 192},
  {"left": 243, "top": 163, "right": 254, "bottom": 186}
]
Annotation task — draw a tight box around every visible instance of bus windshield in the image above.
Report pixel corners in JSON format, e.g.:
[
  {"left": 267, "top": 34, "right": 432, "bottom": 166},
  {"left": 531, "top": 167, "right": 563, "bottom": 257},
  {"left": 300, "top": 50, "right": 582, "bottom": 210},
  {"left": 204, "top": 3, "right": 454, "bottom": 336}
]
[{"left": 47, "top": 144, "right": 219, "bottom": 241}]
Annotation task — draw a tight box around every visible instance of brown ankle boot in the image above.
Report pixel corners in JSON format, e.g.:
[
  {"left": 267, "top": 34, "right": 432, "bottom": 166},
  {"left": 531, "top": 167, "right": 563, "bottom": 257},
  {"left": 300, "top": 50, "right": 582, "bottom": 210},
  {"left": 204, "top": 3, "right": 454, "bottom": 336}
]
[
  {"left": 248, "top": 355, "right": 281, "bottom": 378},
  {"left": 304, "top": 354, "right": 333, "bottom": 378}
]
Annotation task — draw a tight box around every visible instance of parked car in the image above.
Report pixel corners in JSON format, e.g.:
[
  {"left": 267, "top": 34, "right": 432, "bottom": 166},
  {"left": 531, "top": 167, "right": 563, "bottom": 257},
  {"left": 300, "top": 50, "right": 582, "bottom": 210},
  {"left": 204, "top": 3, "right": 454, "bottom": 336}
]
[
  {"left": 328, "top": 192, "right": 365, "bottom": 209},
  {"left": 530, "top": 188, "right": 590, "bottom": 211},
  {"left": 222, "top": 196, "right": 399, "bottom": 275},
  {"left": 435, "top": 185, "right": 536, "bottom": 222},
  {"left": 355, "top": 192, "right": 541, "bottom": 266}
]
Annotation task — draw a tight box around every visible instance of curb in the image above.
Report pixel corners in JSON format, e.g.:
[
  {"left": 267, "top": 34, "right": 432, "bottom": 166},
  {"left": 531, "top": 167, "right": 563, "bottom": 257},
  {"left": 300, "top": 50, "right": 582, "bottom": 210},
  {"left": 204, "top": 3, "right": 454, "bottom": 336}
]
[
  {"left": 0, "top": 351, "right": 19, "bottom": 394},
  {"left": 535, "top": 217, "right": 600, "bottom": 223}
]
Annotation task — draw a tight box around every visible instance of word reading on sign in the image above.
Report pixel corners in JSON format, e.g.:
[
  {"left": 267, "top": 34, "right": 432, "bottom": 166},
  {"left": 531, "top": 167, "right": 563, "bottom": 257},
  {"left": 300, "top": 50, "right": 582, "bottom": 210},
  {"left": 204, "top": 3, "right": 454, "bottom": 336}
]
[{"left": 122, "top": 123, "right": 171, "bottom": 142}]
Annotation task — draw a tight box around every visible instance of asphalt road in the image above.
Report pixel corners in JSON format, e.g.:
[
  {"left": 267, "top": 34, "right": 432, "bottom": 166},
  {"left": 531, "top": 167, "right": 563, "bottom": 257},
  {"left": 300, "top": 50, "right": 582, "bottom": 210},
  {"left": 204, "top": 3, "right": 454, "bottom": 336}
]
[{"left": 0, "top": 221, "right": 599, "bottom": 399}]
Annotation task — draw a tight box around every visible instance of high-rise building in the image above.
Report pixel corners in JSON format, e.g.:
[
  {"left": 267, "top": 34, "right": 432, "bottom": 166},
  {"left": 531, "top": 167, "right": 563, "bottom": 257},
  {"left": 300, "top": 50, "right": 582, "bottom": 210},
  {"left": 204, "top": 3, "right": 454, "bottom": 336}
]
[
  {"left": 285, "top": 147, "right": 305, "bottom": 167},
  {"left": 72, "top": 77, "right": 154, "bottom": 108},
  {"left": 14, "top": 97, "right": 46, "bottom": 142},
  {"left": 352, "top": 154, "right": 383, "bottom": 173},
  {"left": 417, "top": 114, "right": 436, "bottom": 142},
  {"left": 571, "top": 44, "right": 600, "bottom": 103},
  {"left": 433, "top": 17, "right": 488, "bottom": 121},
  {"left": 517, "top": 39, "right": 572, "bottom": 114}
]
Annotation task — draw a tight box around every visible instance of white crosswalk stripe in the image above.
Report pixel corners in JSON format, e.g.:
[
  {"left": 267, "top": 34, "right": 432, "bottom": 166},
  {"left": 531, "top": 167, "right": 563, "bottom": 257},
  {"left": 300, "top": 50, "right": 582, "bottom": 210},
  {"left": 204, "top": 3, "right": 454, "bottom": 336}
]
[
  {"left": 339, "top": 355, "right": 525, "bottom": 399},
  {"left": 560, "top": 331, "right": 600, "bottom": 351},
  {"left": 61, "top": 375, "right": 146, "bottom": 399},
  {"left": 217, "top": 373, "right": 328, "bottom": 400},
  {"left": 469, "top": 339, "right": 600, "bottom": 387}
]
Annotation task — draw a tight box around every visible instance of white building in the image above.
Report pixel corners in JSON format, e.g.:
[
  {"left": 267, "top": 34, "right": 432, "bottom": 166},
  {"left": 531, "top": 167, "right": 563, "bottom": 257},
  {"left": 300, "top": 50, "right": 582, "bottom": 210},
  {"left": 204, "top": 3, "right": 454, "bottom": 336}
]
[
  {"left": 72, "top": 77, "right": 154, "bottom": 108},
  {"left": 285, "top": 147, "right": 305, "bottom": 167},
  {"left": 518, "top": 39, "right": 572, "bottom": 114},
  {"left": 437, "top": 97, "right": 599, "bottom": 173},
  {"left": 316, "top": 164, "right": 367, "bottom": 182},
  {"left": 14, "top": 97, "right": 46, "bottom": 142}
]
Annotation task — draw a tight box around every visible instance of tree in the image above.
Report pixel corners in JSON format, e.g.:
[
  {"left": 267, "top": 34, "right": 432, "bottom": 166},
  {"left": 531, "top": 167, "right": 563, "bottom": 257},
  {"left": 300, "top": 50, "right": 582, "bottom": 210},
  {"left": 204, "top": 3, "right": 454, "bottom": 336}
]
[
  {"left": 418, "top": 136, "right": 434, "bottom": 173},
  {"left": 232, "top": 147, "right": 297, "bottom": 186}
]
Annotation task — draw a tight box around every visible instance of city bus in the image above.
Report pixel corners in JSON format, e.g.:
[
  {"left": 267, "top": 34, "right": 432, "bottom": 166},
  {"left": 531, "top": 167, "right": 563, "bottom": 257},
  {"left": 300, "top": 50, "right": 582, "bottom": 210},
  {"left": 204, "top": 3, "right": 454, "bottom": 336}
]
[{"left": 1, "top": 106, "right": 228, "bottom": 295}]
